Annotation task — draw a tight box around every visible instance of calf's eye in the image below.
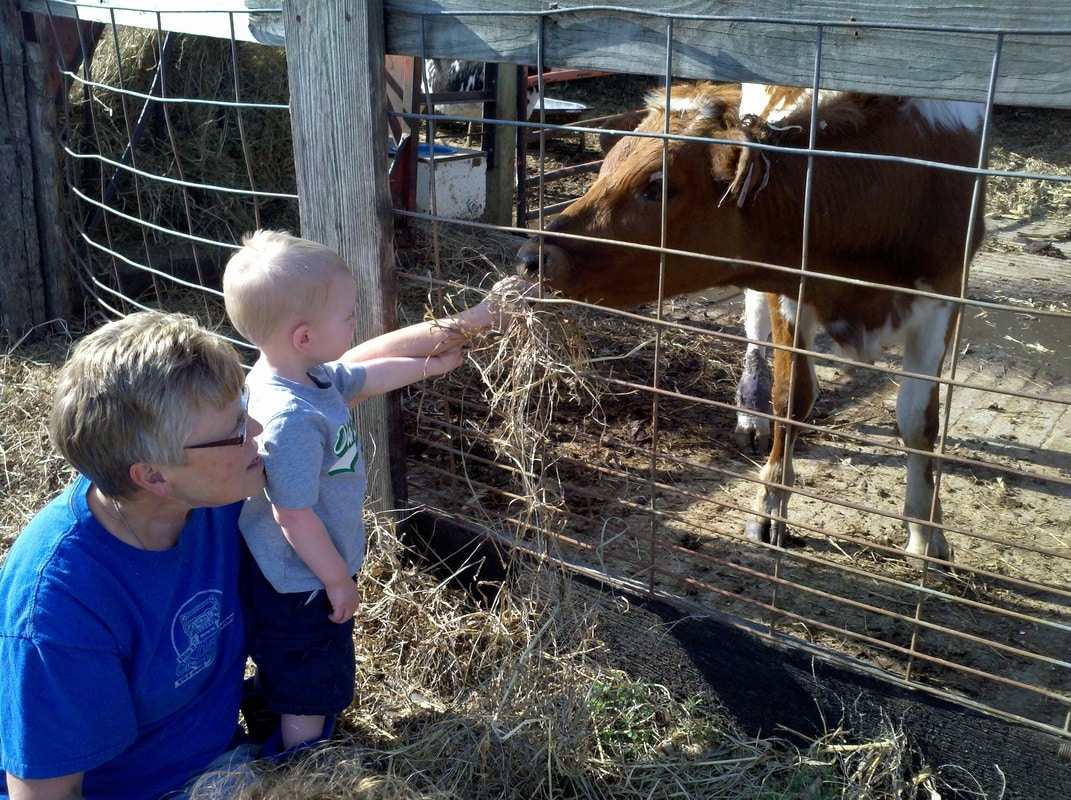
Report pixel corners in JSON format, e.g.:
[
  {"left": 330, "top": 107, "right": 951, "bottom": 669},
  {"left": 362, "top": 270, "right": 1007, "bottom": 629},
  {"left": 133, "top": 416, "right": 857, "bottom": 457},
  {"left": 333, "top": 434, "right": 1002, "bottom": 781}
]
[
  {"left": 640, "top": 175, "right": 675, "bottom": 205},
  {"left": 641, "top": 180, "right": 662, "bottom": 203}
]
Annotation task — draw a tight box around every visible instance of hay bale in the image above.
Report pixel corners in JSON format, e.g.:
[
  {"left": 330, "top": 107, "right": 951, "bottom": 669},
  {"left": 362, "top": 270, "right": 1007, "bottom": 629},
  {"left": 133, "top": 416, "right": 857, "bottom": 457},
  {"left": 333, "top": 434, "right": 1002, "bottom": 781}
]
[{"left": 66, "top": 28, "right": 297, "bottom": 259}]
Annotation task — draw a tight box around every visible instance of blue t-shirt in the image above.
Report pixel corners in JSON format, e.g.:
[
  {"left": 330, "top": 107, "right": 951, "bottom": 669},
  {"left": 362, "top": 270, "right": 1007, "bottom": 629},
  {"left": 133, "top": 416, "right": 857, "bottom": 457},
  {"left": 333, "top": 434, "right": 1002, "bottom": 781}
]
[
  {"left": 0, "top": 475, "right": 247, "bottom": 799},
  {"left": 239, "top": 361, "right": 368, "bottom": 594}
]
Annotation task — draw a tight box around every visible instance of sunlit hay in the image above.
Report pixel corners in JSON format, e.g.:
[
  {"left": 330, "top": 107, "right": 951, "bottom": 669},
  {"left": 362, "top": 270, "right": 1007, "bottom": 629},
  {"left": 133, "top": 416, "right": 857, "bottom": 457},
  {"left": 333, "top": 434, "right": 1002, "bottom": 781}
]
[
  {"left": 395, "top": 218, "right": 607, "bottom": 551},
  {"left": 988, "top": 148, "right": 1071, "bottom": 220},
  {"left": 395, "top": 220, "right": 532, "bottom": 327},
  {"left": 187, "top": 744, "right": 432, "bottom": 800},
  {"left": 263, "top": 517, "right": 779, "bottom": 800},
  {"left": 349, "top": 515, "right": 549, "bottom": 721},
  {"left": 191, "top": 516, "right": 938, "bottom": 799},
  {"left": 0, "top": 331, "right": 76, "bottom": 547},
  {"left": 248, "top": 770, "right": 430, "bottom": 800},
  {"left": 324, "top": 517, "right": 608, "bottom": 798},
  {"left": 987, "top": 108, "right": 1071, "bottom": 221},
  {"left": 2, "top": 337, "right": 974, "bottom": 799},
  {"left": 465, "top": 288, "right": 603, "bottom": 541}
]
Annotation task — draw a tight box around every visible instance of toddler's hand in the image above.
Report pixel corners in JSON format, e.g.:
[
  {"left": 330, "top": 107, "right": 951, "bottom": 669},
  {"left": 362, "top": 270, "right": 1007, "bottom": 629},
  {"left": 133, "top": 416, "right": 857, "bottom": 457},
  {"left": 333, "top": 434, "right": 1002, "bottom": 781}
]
[
  {"left": 424, "top": 345, "right": 465, "bottom": 376},
  {"left": 325, "top": 577, "right": 360, "bottom": 623},
  {"left": 485, "top": 274, "right": 538, "bottom": 329}
]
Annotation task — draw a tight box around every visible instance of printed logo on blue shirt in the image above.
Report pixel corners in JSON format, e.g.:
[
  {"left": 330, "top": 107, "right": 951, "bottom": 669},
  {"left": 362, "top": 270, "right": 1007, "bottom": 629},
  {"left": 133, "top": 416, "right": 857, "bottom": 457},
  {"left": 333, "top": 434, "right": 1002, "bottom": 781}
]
[
  {"left": 328, "top": 419, "right": 361, "bottom": 475},
  {"left": 172, "top": 590, "right": 234, "bottom": 687}
]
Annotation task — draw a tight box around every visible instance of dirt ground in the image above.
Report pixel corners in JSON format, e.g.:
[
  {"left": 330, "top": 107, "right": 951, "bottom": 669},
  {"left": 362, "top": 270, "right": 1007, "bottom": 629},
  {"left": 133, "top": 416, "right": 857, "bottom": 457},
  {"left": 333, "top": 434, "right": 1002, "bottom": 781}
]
[{"left": 416, "top": 75, "right": 1071, "bottom": 736}]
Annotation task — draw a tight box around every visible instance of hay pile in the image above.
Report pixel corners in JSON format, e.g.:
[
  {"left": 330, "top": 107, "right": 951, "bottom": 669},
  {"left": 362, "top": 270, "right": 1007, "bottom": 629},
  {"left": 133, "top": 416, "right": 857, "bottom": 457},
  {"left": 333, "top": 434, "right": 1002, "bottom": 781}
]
[
  {"left": 191, "top": 220, "right": 946, "bottom": 798},
  {"left": 0, "top": 332, "right": 74, "bottom": 546},
  {"left": 188, "top": 518, "right": 932, "bottom": 800},
  {"left": 65, "top": 28, "right": 297, "bottom": 253},
  {"left": 988, "top": 107, "right": 1071, "bottom": 221},
  {"left": 1, "top": 270, "right": 947, "bottom": 800}
]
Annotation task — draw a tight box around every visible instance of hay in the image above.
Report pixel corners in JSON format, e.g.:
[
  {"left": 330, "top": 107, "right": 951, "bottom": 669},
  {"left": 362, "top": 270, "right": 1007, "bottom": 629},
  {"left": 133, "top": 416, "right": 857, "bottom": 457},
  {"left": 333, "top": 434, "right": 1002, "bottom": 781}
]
[
  {"left": 464, "top": 285, "right": 603, "bottom": 543},
  {"left": 2, "top": 261, "right": 969, "bottom": 800},
  {"left": 66, "top": 28, "right": 297, "bottom": 254},
  {"left": 396, "top": 219, "right": 616, "bottom": 554},
  {"left": 9, "top": 82, "right": 1003, "bottom": 793},
  {"left": 987, "top": 107, "right": 1071, "bottom": 221},
  {"left": 178, "top": 518, "right": 937, "bottom": 800},
  {"left": 0, "top": 331, "right": 76, "bottom": 548},
  {"left": 988, "top": 145, "right": 1071, "bottom": 221},
  {"left": 199, "top": 217, "right": 937, "bottom": 798}
]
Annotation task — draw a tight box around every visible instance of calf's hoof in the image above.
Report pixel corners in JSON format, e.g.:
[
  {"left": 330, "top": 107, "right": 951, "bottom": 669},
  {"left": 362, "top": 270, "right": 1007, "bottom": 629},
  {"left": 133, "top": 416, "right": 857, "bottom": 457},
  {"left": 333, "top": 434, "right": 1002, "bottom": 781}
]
[
  {"left": 905, "top": 532, "right": 954, "bottom": 571},
  {"left": 745, "top": 519, "right": 789, "bottom": 546},
  {"left": 903, "top": 541, "right": 955, "bottom": 574}
]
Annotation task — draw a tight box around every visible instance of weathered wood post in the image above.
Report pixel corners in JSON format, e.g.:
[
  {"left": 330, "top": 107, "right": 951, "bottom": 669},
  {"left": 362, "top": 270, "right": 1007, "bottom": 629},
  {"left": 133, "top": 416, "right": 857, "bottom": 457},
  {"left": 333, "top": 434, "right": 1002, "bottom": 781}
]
[
  {"left": 0, "top": 5, "right": 69, "bottom": 339},
  {"left": 283, "top": 0, "right": 404, "bottom": 515},
  {"left": 487, "top": 64, "right": 519, "bottom": 227}
]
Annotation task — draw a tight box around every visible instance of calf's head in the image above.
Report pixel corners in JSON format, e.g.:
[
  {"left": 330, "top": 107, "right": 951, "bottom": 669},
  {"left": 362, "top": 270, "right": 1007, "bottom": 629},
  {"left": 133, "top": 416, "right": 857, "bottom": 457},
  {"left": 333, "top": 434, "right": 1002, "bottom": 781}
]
[{"left": 517, "top": 82, "right": 752, "bottom": 307}]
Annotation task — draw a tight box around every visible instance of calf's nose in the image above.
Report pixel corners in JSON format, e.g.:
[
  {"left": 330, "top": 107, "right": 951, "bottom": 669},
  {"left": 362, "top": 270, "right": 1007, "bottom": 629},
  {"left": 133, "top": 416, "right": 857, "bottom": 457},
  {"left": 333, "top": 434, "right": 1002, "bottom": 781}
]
[{"left": 515, "top": 244, "right": 542, "bottom": 279}]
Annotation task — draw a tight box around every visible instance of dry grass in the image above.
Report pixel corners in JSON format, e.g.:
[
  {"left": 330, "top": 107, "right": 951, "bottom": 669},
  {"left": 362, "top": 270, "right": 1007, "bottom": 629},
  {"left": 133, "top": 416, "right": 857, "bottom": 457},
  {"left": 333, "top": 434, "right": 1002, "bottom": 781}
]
[
  {"left": 13, "top": 39, "right": 1053, "bottom": 793},
  {"left": 184, "top": 519, "right": 934, "bottom": 800},
  {"left": 987, "top": 106, "right": 1071, "bottom": 221},
  {"left": 66, "top": 28, "right": 297, "bottom": 252},
  {"left": 0, "top": 330, "right": 76, "bottom": 548}
]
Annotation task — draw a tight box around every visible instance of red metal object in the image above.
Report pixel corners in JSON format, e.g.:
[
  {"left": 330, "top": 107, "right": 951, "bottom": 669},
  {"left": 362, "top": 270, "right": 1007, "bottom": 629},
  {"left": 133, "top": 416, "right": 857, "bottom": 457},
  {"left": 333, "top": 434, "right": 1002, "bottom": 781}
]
[
  {"left": 385, "top": 55, "right": 420, "bottom": 212},
  {"left": 528, "top": 69, "right": 612, "bottom": 87}
]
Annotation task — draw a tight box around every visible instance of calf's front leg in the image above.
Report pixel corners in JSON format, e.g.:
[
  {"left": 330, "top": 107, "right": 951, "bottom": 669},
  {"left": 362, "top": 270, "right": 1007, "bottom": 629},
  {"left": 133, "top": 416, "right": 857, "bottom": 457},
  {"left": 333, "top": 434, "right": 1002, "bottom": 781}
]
[
  {"left": 745, "top": 299, "right": 818, "bottom": 546},
  {"left": 735, "top": 289, "right": 773, "bottom": 454}
]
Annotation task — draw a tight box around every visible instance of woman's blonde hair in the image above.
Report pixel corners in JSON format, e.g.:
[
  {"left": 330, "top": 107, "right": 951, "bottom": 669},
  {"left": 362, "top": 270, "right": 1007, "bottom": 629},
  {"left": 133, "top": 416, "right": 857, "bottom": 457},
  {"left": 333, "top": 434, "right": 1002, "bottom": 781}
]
[
  {"left": 223, "top": 229, "right": 352, "bottom": 346},
  {"left": 48, "top": 311, "right": 245, "bottom": 497}
]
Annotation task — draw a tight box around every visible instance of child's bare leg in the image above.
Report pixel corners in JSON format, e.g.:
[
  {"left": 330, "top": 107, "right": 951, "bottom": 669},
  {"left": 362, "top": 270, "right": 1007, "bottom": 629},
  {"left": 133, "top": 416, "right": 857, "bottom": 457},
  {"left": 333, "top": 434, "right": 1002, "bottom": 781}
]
[{"left": 281, "top": 713, "right": 327, "bottom": 749}]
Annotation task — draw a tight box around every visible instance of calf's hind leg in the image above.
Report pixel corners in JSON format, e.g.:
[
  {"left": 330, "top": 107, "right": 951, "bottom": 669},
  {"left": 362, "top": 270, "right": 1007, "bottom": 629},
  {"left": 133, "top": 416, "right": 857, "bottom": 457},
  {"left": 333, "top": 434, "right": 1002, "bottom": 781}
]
[{"left": 897, "top": 299, "right": 954, "bottom": 564}]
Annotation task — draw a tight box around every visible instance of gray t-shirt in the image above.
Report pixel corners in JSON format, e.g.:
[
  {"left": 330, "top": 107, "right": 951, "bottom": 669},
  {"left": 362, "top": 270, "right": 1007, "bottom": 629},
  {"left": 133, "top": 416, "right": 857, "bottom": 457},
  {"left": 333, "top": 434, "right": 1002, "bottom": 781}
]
[{"left": 239, "top": 361, "right": 367, "bottom": 593}]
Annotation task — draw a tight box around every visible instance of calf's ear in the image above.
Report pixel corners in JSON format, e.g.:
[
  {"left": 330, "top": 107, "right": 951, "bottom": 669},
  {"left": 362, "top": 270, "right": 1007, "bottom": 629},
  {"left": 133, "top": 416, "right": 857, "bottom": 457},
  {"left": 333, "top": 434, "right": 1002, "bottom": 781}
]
[
  {"left": 712, "top": 116, "right": 778, "bottom": 210},
  {"left": 693, "top": 82, "right": 742, "bottom": 129}
]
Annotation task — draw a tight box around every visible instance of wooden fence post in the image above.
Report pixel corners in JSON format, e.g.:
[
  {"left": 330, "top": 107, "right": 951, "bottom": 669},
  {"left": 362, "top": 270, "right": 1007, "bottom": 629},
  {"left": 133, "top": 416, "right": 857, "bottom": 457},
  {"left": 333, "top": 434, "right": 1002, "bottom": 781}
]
[
  {"left": 0, "top": 5, "right": 69, "bottom": 339},
  {"left": 487, "top": 64, "right": 519, "bottom": 227},
  {"left": 283, "top": 0, "right": 404, "bottom": 515}
]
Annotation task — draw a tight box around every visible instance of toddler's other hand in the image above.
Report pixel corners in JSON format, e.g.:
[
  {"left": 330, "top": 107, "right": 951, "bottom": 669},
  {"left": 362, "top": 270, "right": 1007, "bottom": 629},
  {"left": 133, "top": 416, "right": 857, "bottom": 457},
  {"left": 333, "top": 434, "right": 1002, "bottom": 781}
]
[{"left": 325, "top": 578, "right": 360, "bottom": 623}]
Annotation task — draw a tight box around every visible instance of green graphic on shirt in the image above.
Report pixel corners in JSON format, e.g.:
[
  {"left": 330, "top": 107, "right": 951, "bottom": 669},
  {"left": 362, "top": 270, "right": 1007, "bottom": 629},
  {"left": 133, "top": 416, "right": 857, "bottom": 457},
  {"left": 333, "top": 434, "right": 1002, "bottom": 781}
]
[{"left": 328, "top": 419, "right": 360, "bottom": 475}]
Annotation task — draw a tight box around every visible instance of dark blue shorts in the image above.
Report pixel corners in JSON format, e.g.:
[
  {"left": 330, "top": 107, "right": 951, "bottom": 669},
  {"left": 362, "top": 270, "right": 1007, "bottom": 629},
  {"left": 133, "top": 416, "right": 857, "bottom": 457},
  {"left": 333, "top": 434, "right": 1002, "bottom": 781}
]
[{"left": 241, "top": 544, "right": 356, "bottom": 716}]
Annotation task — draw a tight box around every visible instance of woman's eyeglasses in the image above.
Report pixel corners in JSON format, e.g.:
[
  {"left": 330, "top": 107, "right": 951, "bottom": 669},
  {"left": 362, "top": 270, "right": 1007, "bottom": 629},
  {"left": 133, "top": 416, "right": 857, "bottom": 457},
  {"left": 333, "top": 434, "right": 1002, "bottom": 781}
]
[{"left": 184, "top": 386, "right": 249, "bottom": 450}]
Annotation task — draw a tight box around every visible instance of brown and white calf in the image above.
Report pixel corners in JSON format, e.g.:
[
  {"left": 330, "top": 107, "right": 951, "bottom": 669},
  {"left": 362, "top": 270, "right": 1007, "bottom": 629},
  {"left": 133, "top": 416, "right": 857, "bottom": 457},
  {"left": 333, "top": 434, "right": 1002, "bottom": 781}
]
[{"left": 517, "top": 82, "right": 986, "bottom": 563}]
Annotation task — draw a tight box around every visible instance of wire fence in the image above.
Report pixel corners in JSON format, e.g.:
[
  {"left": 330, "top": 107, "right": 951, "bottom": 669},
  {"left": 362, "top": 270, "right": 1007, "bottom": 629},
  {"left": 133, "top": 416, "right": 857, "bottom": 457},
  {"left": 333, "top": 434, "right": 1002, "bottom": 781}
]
[{"left": 31, "top": 0, "right": 1071, "bottom": 740}]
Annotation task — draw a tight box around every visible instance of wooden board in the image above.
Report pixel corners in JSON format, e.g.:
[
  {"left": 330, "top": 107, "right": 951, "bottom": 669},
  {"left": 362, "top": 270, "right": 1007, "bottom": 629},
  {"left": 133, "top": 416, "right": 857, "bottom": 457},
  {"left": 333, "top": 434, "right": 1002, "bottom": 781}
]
[
  {"left": 384, "top": 1, "right": 1071, "bottom": 109},
  {"left": 24, "top": 2, "right": 1071, "bottom": 107}
]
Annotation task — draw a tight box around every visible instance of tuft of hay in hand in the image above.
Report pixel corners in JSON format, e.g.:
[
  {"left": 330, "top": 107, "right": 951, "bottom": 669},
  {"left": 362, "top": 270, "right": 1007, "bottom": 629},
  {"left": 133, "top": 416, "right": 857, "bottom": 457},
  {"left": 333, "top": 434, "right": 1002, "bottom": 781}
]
[{"left": 466, "top": 283, "right": 602, "bottom": 525}]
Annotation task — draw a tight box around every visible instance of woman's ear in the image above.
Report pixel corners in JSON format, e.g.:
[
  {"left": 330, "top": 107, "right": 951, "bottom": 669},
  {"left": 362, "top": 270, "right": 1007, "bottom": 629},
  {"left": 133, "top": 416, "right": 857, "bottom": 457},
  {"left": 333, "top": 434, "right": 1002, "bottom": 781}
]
[{"left": 129, "top": 462, "right": 172, "bottom": 498}]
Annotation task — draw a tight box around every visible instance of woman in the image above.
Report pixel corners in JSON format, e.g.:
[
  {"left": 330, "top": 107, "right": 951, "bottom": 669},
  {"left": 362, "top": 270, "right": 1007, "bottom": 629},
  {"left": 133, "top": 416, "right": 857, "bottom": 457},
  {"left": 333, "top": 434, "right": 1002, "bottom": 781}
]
[{"left": 0, "top": 311, "right": 266, "bottom": 800}]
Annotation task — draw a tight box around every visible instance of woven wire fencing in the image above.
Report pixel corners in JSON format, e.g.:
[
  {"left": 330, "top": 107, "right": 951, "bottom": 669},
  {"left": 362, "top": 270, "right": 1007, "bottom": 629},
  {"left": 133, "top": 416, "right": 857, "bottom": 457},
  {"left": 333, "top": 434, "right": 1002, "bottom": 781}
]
[
  {"left": 41, "top": 7, "right": 294, "bottom": 346},
  {"left": 35, "top": 0, "right": 1071, "bottom": 740}
]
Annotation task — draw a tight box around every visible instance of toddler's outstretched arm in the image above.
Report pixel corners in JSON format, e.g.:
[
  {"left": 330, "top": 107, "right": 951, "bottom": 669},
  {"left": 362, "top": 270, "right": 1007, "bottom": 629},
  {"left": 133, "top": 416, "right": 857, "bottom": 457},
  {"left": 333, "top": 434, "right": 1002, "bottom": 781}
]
[{"left": 341, "top": 275, "right": 534, "bottom": 366}]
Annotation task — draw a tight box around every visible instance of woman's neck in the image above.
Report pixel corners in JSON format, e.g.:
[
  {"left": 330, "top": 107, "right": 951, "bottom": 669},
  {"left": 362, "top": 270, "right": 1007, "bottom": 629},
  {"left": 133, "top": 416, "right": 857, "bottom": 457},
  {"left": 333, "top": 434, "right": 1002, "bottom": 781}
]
[{"left": 91, "top": 486, "right": 186, "bottom": 551}]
